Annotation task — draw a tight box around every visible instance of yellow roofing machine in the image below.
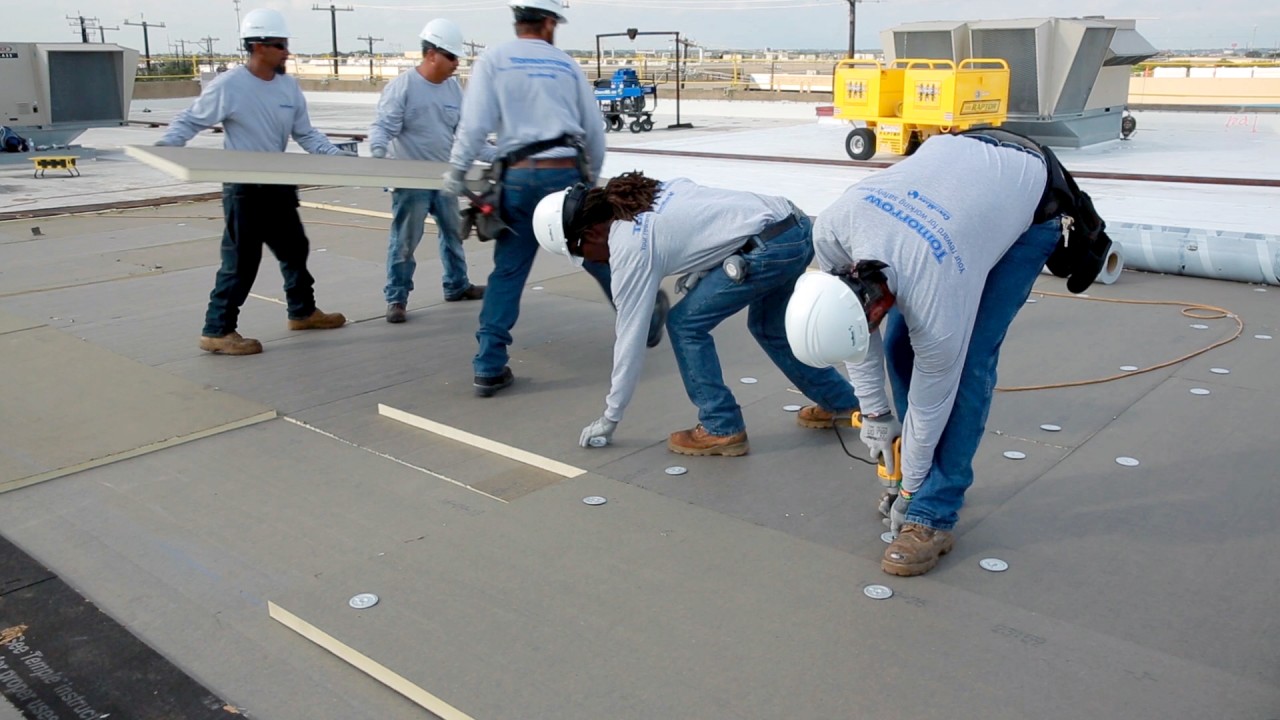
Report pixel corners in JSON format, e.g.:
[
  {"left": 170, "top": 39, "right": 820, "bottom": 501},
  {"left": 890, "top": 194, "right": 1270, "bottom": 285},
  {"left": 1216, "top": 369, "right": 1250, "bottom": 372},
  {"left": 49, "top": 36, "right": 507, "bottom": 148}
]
[{"left": 833, "top": 58, "right": 1010, "bottom": 160}]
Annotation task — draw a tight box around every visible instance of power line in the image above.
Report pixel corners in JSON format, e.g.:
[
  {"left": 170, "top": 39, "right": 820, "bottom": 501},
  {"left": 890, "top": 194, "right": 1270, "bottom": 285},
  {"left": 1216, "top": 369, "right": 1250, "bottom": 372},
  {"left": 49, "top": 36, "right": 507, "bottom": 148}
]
[{"left": 312, "top": 4, "right": 355, "bottom": 77}]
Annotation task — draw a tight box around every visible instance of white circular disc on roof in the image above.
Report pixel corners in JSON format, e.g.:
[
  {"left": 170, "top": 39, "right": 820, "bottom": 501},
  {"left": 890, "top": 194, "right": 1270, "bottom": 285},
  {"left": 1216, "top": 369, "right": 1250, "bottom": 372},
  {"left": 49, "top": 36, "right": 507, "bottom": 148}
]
[
  {"left": 1255, "top": 334, "right": 1273, "bottom": 340},
  {"left": 739, "top": 377, "right": 758, "bottom": 384},
  {"left": 1189, "top": 387, "right": 1211, "bottom": 396},
  {"left": 1255, "top": 287, "right": 1267, "bottom": 292},
  {"left": 863, "top": 584, "right": 893, "bottom": 600},
  {"left": 1040, "top": 424, "right": 1062, "bottom": 432},
  {"left": 348, "top": 593, "right": 379, "bottom": 609},
  {"left": 1190, "top": 323, "right": 1209, "bottom": 330},
  {"left": 664, "top": 466, "right": 688, "bottom": 476},
  {"left": 1116, "top": 456, "right": 1140, "bottom": 467},
  {"left": 1210, "top": 367, "right": 1230, "bottom": 375},
  {"left": 1024, "top": 298, "right": 1037, "bottom": 304},
  {"left": 532, "top": 286, "right": 544, "bottom": 290},
  {"left": 979, "top": 558, "right": 1009, "bottom": 572},
  {"left": 1003, "top": 450, "right": 1027, "bottom": 460},
  {"left": 582, "top": 495, "right": 608, "bottom": 505},
  {"left": 783, "top": 404, "right": 802, "bottom": 412},
  {"left": 1119, "top": 365, "right": 1138, "bottom": 372},
  {"left": 880, "top": 531, "right": 895, "bottom": 544}
]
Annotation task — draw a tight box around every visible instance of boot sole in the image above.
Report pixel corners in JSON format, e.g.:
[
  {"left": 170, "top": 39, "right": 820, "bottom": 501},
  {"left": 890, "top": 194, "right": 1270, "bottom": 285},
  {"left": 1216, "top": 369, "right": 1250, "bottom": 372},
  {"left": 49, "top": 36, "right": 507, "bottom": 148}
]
[
  {"left": 288, "top": 322, "right": 346, "bottom": 330},
  {"left": 474, "top": 379, "right": 514, "bottom": 398},
  {"left": 881, "top": 538, "right": 954, "bottom": 577},
  {"left": 795, "top": 417, "right": 854, "bottom": 429},
  {"left": 667, "top": 441, "right": 750, "bottom": 457},
  {"left": 198, "top": 339, "right": 262, "bottom": 355}
]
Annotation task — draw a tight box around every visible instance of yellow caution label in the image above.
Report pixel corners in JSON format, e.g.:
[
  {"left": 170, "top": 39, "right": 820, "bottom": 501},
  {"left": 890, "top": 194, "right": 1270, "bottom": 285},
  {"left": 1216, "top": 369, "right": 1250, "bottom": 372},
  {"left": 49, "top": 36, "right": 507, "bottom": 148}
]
[{"left": 961, "top": 100, "right": 1001, "bottom": 115}]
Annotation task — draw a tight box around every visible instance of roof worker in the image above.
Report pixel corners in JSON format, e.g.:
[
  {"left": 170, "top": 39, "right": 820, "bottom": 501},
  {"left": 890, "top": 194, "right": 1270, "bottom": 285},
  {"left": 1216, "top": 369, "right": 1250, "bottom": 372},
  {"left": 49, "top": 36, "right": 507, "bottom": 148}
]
[
  {"left": 787, "top": 129, "right": 1107, "bottom": 577},
  {"left": 370, "top": 19, "right": 487, "bottom": 324},
  {"left": 441, "top": 0, "right": 667, "bottom": 397},
  {"left": 533, "top": 172, "right": 861, "bottom": 456},
  {"left": 156, "top": 8, "right": 349, "bottom": 355}
]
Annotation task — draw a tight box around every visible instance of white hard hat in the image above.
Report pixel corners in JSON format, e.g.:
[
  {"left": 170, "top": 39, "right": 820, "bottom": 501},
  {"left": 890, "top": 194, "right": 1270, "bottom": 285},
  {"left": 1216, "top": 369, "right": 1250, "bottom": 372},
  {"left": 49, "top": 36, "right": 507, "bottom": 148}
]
[
  {"left": 419, "top": 18, "right": 465, "bottom": 57},
  {"left": 510, "top": 0, "right": 568, "bottom": 23},
  {"left": 240, "top": 8, "right": 290, "bottom": 39},
  {"left": 532, "top": 189, "right": 583, "bottom": 267},
  {"left": 785, "top": 272, "right": 872, "bottom": 367}
]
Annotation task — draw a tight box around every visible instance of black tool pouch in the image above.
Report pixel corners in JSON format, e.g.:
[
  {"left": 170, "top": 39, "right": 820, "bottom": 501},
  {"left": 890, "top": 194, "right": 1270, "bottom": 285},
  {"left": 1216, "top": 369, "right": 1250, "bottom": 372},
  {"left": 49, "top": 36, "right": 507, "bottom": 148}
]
[{"left": 462, "top": 134, "right": 591, "bottom": 242}]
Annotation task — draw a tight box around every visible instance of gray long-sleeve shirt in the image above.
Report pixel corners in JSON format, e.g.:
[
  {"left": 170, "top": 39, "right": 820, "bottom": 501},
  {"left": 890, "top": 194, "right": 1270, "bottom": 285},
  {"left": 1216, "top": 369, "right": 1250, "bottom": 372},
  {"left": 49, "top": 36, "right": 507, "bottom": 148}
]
[
  {"left": 812, "top": 134, "right": 1046, "bottom": 490},
  {"left": 369, "top": 70, "right": 463, "bottom": 162},
  {"left": 601, "top": 178, "right": 795, "bottom": 423},
  {"left": 448, "top": 38, "right": 605, "bottom": 178},
  {"left": 158, "top": 66, "right": 341, "bottom": 155}
]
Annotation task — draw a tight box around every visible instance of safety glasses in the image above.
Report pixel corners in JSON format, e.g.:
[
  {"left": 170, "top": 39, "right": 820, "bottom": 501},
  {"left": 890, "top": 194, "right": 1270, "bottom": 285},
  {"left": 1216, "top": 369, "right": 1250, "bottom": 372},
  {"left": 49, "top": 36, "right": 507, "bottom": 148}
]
[
  {"left": 260, "top": 41, "right": 289, "bottom": 51},
  {"left": 438, "top": 49, "right": 458, "bottom": 62}
]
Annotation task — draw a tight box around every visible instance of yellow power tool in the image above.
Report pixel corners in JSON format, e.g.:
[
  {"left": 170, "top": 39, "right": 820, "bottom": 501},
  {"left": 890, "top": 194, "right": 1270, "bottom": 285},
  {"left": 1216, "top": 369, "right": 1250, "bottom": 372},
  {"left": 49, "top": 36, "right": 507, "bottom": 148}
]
[{"left": 851, "top": 410, "right": 903, "bottom": 488}]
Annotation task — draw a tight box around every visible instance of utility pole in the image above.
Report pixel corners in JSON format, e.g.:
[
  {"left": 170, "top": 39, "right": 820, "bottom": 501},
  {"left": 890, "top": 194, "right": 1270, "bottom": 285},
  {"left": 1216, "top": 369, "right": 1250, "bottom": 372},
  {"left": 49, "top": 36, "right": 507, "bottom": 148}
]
[
  {"left": 199, "top": 36, "right": 220, "bottom": 56},
  {"left": 463, "top": 40, "right": 485, "bottom": 60},
  {"left": 357, "top": 35, "right": 382, "bottom": 79},
  {"left": 125, "top": 16, "right": 166, "bottom": 70},
  {"left": 95, "top": 24, "right": 120, "bottom": 44},
  {"left": 232, "top": 0, "right": 244, "bottom": 59},
  {"left": 312, "top": 4, "right": 354, "bottom": 77},
  {"left": 66, "top": 14, "right": 90, "bottom": 43},
  {"left": 846, "top": 0, "right": 858, "bottom": 58}
]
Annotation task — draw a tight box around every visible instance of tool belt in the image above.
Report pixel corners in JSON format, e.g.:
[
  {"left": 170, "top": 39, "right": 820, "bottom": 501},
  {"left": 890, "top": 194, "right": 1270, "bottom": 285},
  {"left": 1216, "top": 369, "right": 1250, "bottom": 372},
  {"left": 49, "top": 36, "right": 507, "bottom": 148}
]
[
  {"left": 956, "top": 127, "right": 1114, "bottom": 294},
  {"left": 460, "top": 134, "right": 592, "bottom": 242}
]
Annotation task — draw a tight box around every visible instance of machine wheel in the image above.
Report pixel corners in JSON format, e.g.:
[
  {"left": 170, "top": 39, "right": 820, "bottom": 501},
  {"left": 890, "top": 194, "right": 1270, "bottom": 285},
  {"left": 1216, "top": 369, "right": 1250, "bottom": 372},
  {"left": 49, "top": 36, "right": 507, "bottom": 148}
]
[
  {"left": 603, "top": 115, "right": 612, "bottom": 133},
  {"left": 904, "top": 133, "right": 921, "bottom": 156},
  {"left": 629, "top": 119, "right": 643, "bottom": 133},
  {"left": 610, "top": 116, "right": 625, "bottom": 132},
  {"left": 845, "top": 127, "right": 876, "bottom": 161},
  {"left": 640, "top": 118, "right": 654, "bottom": 132}
]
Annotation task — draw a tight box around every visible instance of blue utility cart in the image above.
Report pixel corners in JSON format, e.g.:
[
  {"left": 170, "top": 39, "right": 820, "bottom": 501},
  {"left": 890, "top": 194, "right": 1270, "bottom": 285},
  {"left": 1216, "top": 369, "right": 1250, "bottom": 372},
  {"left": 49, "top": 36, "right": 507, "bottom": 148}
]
[{"left": 595, "top": 69, "right": 658, "bottom": 133}]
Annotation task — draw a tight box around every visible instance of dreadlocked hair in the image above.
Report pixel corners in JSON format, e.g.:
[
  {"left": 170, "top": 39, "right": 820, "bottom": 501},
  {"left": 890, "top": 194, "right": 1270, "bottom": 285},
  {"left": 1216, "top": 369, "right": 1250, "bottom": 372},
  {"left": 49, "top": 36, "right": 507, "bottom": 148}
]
[{"left": 596, "top": 171, "right": 663, "bottom": 222}]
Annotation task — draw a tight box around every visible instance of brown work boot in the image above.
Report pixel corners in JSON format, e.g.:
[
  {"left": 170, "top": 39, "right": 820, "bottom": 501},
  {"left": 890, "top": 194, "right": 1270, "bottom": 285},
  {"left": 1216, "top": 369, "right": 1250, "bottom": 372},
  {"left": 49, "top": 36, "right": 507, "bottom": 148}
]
[
  {"left": 446, "top": 285, "right": 485, "bottom": 302},
  {"left": 198, "top": 332, "right": 263, "bottom": 356},
  {"left": 795, "top": 405, "right": 856, "bottom": 429},
  {"left": 386, "top": 303, "right": 407, "bottom": 324},
  {"left": 668, "top": 424, "right": 749, "bottom": 457},
  {"left": 287, "top": 309, "right": 346, "bottom": 330},
  {"left": 881, "top": 523, "right": 954, "bottom": 577}
]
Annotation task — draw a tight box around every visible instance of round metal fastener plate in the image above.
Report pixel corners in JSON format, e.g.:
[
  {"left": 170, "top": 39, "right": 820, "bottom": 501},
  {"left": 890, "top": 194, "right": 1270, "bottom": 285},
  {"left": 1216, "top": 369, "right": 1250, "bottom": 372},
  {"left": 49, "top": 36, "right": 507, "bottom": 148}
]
[
  {"left": 739, "top": 377, "right": 758, "bottom": 384},
  {"left": 880, "top": 531, "right": 895, "bottom": 544},
  {"left": 979, "top": 558, "right": 1009, "bottom": 572},
  {"left": 1003, "top": 450, "right": 1027, "bottom": 460},
  {"left": 1119, "top": 365, "right": 1138, "bottom": 372},
  {"left": 348, "top": 593, "right": 379, "bottom": 609},
  {"left": 664, "top": 466, "right": 688, "bottom": 476},
  {"left": 1255, "top": 334, "right": 1273, "bottom": 340},
  {"left": 1210, "top": 367, "right": 1230, "bottom": 375},
  {"left": 1024, "top": 298, "right": 1037, "bottom": 304},
  {"left": 1189, "top": 388, "right": 1211, "bottom": 396},
  {"left": 783, "top": 404, "right": 802, "bottom": 412},
  {"left": 1040, "top": 424, "right": 1062, "bottom": 432},
  {"left": 582, "top": 496, "right": 608, "bottom": 506},
  {"left": 1189, "top": 323, "right": 1209, "bottom": 330},
  {"left": 1116, "top": 456, "right": 1140, "bottom": 467},
  {"left": 863, "top": 584, "right": 893, "bottom": 600}
]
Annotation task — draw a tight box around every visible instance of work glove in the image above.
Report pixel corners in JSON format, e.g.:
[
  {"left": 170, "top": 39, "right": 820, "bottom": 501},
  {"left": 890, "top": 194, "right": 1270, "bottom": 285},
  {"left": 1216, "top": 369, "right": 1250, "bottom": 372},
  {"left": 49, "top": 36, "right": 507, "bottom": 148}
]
[
  {"left": 859, "top": 412, "right": 902, "bottom": 477},
  {"left": 882, "top": 492, "right": 911, "bottom": 536},
  {"left": 675, "top": 271, "right": 708, "bottom": 296},
  {"left": 442, "top": 168, "right": 467, "bottom": 197},
  {"left": 579, "top": 416, "right": 618, "bottom": 448},
  {"left": 877, "top": 489, "right": 898, "bottom": 518},
  {"left": 370, "top": 146, "right": 387, "bottom": 159}
]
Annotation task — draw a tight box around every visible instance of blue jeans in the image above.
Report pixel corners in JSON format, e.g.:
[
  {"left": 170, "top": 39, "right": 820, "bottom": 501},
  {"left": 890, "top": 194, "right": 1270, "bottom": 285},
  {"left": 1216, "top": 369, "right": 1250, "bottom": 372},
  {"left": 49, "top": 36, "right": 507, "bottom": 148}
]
[
  {"left": 885, "top": 219, "right": 1062, "bottom": 531},
  {"left": 667, "top": 215, "right": 860, "bottom": 435},
  {"left": 474, "top": 167, "right": 582, "bottom": 378},
  {"left": 384, "top": 188, "right": 471, "bottom": 304},
  {"left": 204, "top": 184, "right": 315, "bottom": 336}
]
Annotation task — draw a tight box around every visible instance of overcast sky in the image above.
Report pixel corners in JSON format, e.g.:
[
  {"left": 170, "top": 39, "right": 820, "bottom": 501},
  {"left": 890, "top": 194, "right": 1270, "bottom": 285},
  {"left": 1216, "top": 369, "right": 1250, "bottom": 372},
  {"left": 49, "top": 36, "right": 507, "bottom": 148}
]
[{"left": 13, "top": 0, "right": 1280, "bottom": 55}]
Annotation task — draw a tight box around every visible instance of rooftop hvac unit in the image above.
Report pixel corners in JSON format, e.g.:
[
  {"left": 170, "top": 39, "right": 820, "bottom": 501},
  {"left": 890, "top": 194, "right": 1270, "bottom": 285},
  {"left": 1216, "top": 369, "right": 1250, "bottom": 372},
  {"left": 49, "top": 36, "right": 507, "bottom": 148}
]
[
  {"left": 882, "top": 18, "right": 1156, "bottom": 147},
  {"left": 0, "top": 42, "right": 139, "bottom": 147}
]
